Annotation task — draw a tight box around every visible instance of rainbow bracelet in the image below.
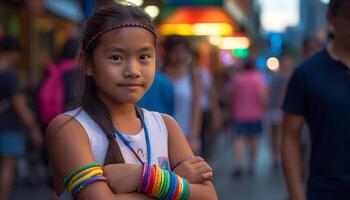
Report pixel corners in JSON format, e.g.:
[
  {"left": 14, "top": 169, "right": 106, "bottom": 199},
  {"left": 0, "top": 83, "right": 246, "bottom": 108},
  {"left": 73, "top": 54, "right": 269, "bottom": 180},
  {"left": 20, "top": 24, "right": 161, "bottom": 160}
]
[
  {"left": 68, "top": 169, "right": 104, "bottom": 193},
  {"left": 68, "top": 166, "right": 101, "bottom": 187},
  {"left": 71, "top": 175, "right": 106, "bottom": 198},
  {"left": 64, "top": 162, "right": 101, "bottom": 186},
  {"left": 139, "top": 164, "right": 189, "bottom": 200}
]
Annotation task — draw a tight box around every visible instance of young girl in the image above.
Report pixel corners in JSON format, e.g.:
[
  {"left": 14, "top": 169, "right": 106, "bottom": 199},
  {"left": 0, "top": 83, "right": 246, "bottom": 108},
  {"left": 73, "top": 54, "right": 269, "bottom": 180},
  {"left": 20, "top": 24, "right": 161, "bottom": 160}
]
[{"left": 47, "top": 2, "right": 217, "bottom": 200}]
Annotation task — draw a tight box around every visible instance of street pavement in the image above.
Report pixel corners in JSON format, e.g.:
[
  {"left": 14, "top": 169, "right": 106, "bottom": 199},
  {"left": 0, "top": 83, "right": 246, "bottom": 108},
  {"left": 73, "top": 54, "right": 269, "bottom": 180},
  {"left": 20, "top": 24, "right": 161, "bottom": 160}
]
[
  {"left": 10, "top": 131, "right": 287, "bottom": 200},
  {"left": 208, "top": 132, "right": 287, "bottom": 200}
]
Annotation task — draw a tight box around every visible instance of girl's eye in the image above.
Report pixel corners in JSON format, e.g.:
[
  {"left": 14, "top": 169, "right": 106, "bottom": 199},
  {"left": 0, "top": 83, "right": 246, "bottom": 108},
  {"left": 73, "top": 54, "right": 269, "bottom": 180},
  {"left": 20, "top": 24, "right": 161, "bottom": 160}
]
[
  {"left": 111, "top": 55, "right": 123, "bottom": 61},
  {"left": 140, "top": 54, "right": 151, "bottom": 61}
]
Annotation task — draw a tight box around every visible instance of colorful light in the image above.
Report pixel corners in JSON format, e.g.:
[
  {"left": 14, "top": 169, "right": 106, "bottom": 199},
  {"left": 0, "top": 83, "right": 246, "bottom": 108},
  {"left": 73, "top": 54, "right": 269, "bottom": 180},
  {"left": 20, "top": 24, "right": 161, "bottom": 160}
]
[
  {"left": 117, "top": 0, "right": 143, "bottom": 6},
  {"left": 192, "top": 23, "right": 233, "bottom": 35},
  {"left": 159, "top": 24, "right": 193, "bottom": 36},
  {"left": 159, "top": 7, "right": 237, "bottom": 36},
  {"left": 144, "top": 5, "right": 159, "bottom": 19},
  {"left": 208, "top": 35, "right": 222, "bottom": 46},
  {"left": 232, "top": 48, "right": 249, "bottom": 58},
  {"left": 220, "top": 37, "right": 250, "bottom": 50},
  {"left": 267, "top": 57, "right": 280, "bottom": 71},
  {"left": 159, "top": 23, "right": 233, "bottom": 36}
]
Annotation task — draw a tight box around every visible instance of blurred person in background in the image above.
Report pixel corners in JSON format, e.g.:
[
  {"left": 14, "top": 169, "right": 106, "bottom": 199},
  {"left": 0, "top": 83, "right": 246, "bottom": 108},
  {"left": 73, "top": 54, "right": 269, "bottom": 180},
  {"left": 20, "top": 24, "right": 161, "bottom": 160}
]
[
  {"left": 191, "top": 49, "right": 222, "bottom": 159},
  {"left": 229, "top": 58, "right": 267, "bottom": 178},
  {"left": 0, "top": 36, "right": 42, "bottom": 200},
  {"left": 138, "top": 56, "right": 175, "bottom": 116},
  {"left": 267, "top": 54, "right": 294, "bottom": 169},
  {"left": 282, "top": 0, "right": 350, "bottom": 199},
  {"left": 37, "top": 38, "right": 80, "bottom": 127},
  {"left": 302, "top": 37, "right": 323, "bottom": 58},
  {"left": 36, "top": 38, "right": 80, "bottom": 188},
  {"left": 163, "top": 35, "right": 202, "bottom": 154}
]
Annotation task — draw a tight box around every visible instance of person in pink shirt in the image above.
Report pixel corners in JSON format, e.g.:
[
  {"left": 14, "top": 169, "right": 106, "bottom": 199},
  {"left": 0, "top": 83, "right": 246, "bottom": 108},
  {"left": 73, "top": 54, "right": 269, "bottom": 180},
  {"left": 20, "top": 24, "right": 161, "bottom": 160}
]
[{"left": 229, "top": 58, "right": 267, "bottom": 178}]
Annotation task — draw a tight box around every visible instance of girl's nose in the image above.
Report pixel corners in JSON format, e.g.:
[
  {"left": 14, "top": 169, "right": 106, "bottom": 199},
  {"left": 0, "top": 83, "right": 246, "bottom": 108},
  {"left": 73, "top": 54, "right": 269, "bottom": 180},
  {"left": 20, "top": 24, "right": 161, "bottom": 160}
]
[{"left": 123, "top": 58, "right": 141, "bottom": 78}]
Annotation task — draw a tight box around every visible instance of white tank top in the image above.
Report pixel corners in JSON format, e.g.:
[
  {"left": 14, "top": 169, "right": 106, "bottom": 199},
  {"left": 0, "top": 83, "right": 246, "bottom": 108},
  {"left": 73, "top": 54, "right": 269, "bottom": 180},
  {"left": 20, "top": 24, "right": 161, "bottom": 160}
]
[
  {"left": 173, "top": 72, "right": 193, "bottom": 137},
  {"left": 58, "top": 107, "right": 170, "bottom": 200}
]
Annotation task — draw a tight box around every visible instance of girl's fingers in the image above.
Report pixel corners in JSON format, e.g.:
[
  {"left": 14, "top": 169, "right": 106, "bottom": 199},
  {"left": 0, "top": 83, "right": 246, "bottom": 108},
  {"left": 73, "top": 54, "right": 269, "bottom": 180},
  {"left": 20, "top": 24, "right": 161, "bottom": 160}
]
[
  {"left": 197, "top": 164, "right": 213, "bottom": 175},
  {"left": 188, "top": 156, "right": 203, "bottom": 163},
  {"left": 192, "top": 159, "right": 213, "bottom": 171},
  {"left": 190, "top": 160, "right": 208, "bottom": 170},
  {"left": 201, "top": 172, "right": 213, "bottom": 181},
  {"left": 202, "top": 172, "right": 213, "bottom": 180}
]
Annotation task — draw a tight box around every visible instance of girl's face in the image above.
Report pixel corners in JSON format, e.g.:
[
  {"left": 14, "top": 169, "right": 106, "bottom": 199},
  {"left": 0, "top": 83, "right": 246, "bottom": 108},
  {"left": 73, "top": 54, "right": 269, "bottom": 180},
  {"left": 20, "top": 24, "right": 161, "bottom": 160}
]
[{"left": 87, "top": 26, "right": 156, "bottom": 104}]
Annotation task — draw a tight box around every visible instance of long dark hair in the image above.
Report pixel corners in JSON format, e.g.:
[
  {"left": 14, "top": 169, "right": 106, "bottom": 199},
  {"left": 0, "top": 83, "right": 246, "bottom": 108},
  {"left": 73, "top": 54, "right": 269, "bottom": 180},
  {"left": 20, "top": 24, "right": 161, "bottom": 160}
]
[{"left": 79, "top": 2, "right": 156, "bottom": 165}]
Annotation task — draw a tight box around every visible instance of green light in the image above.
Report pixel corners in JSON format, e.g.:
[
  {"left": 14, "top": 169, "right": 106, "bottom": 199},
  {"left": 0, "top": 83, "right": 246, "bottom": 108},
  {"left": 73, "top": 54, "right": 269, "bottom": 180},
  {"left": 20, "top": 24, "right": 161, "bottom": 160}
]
[{"left": 232, "top": 48, "right": 249, "bottom": 58}]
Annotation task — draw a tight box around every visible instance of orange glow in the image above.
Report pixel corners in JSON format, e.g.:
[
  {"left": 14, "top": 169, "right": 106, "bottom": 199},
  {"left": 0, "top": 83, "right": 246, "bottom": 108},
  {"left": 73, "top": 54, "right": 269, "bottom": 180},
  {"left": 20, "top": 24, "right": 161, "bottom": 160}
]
[{"left": 159, "top": 7, "right": 237, "bottom": 36}]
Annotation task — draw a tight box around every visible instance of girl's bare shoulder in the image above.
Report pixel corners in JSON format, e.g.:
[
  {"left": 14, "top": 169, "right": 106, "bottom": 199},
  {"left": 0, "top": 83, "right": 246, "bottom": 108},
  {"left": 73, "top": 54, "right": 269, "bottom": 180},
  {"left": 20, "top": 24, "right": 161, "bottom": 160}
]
[{"left": 46, "top": 113, "right": 88, "bottom": 150}]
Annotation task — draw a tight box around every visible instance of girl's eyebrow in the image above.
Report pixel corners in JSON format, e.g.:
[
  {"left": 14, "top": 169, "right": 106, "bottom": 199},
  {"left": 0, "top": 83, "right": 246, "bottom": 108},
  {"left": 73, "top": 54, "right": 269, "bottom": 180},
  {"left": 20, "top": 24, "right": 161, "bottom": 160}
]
[
  {"left": 105, "top": 45, "right": 154, "bottom": 53},
  {"left": 105, "top": 46, "right": 125, "bottom": 53},
  {"left": 139, "top": 46, "right": 155, "bottom": 52}
]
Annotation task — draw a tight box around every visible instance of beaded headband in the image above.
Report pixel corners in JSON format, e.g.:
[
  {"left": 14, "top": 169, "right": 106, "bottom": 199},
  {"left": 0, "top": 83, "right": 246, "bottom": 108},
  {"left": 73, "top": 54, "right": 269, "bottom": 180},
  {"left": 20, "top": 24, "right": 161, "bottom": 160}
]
[{"left": 84, "top": 23, "right": 156, "bottom": 52}]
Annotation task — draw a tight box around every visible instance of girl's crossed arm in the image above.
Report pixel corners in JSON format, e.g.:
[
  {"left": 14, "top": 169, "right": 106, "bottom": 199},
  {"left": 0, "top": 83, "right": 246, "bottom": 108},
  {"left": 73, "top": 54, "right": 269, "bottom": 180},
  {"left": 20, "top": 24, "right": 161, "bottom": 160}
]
[
  {"left": 162, "top": 114, "right": 218, "bottom": 200},
  {"left": 47, "top": 114, "right": 153, "bottom": 200},
  {"left": 102, "top": 114, "right": 217, "bottom": 199}
]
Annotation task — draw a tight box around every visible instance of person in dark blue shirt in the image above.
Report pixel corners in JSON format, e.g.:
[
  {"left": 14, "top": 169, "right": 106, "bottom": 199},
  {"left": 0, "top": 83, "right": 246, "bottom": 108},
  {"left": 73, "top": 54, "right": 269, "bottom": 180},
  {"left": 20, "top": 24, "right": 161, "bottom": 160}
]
[
  {"left": 138, "top": 70, "right": 175, "bottom": 116},
  {"left": 281, "top": 0, "right": 350, "bottom": 199},
  {"left": 0, "top": 36, "right": 42, "bottom": 200}
]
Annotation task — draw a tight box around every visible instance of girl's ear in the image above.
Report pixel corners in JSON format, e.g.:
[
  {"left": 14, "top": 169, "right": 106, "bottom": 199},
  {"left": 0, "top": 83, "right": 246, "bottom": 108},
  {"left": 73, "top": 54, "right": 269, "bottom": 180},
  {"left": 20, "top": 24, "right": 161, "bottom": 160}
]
[{"left": 79, "top": 51, "right": 94, "bottom": 77}]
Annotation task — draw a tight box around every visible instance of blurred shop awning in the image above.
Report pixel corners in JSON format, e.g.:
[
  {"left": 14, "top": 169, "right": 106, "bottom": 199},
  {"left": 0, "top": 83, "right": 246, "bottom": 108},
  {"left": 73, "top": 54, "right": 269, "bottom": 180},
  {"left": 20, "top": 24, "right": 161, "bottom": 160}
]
[
  {"left": 159, "top": 7, "right": 238, "bottom": 36},
  {"left": 44, "top": 0, "right": 84, "bottom": 22}
]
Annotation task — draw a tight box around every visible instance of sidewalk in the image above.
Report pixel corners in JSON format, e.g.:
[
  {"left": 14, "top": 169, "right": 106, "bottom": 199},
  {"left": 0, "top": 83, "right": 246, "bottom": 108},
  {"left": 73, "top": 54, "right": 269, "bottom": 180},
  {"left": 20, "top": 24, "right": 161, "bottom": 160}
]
[{"left": 208, "top": 131, "right": 287, "bottom": 200}]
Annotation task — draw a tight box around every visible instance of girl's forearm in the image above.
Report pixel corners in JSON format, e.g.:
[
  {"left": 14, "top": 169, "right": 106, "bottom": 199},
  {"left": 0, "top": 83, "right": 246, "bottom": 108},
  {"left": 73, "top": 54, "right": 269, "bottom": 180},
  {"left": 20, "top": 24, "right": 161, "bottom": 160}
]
[
  {"left": 114, "top": 193, "right": 155, "bottom": 200},
  {"left": 103, "top": 164, "right": 142, "bottom": 194},
  {"left": 188, "top": 181, "right": 218, "bottom": 200}
]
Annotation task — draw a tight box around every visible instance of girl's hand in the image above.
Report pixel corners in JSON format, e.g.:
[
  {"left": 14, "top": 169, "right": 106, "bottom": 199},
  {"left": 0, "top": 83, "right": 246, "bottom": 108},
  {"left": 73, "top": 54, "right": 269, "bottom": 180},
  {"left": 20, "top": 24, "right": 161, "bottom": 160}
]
[
  {"left": 103, "top": 164, "right": 142, "bottom": 194},
  {"left": 173, "top": 156, "right": 213, "bottom": 184}
]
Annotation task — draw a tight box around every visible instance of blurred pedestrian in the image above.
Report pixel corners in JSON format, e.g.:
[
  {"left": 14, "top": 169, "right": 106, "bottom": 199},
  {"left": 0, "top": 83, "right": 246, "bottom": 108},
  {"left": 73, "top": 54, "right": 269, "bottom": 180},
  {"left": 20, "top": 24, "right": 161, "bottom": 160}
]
[
  {"left": 282, "top": 0, "right": 350, "bottom": 199},
  {"left": 36, "top": 38, "right": 80, "bottom": 188},
  {"left": 0, "top": 36, "right": 42, "bottom": 200},
  {"left": 163, "top": 35, "right": 202, "bottom": 153},
  {"left": 266, "top": 54, "right": 294, "bottom": 168},
  {"left": 302, "top": 37, "right": 323, "bottom": 58},
  {"left": 46, "top": 3, "right": 216, "bottom": 199},
  {"left": 191, "top": 50, "right": 222, "bottom": 159},
  {"left": 229, "top": 58, "right": 267, "bottom": 177},
  {"left": 37, "top": 38, "right": 80, "bottom": 127},
  {"left": 138, "top": 67, "right": 175, "bottom": 115}
]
